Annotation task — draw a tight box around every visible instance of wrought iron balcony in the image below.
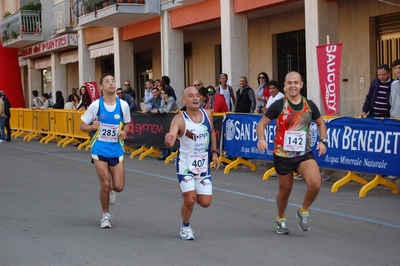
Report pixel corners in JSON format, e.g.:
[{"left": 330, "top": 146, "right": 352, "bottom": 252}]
[
  {"left": 0, "top": 10, "right": 42, "bottom": 48},
  {"left": 73, "top": 0, "right": 159, "bottom": 28}
]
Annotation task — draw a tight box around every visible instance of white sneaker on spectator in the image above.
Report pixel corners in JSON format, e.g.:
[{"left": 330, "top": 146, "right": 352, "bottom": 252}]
[
  {"left": 109, "top": 190, "right": 117, "bottom": 205},
  {"left": 387, "top": 176, "right": 399, "bottom": 180}
]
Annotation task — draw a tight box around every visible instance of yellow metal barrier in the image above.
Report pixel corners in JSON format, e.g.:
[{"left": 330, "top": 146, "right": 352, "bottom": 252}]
[
  {"left": 25, "top": 109, "right": 51, "bottom": 141},
  {"left": 43, "top": 109, "right": 68, "bottom": 144},
  {"left": 9, "top": 108, "right": 20, "bottom": 137},
  {"left": 331, "top": 171, "right": 398, "bottom": 197}
]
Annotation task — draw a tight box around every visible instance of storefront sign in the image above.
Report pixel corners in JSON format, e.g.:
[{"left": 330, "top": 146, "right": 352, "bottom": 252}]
[
  {"left": 316, "top": 43, "right": 342, "bottom": 115},
  {"left": 21, "top": 33, "right": 78, "bottom": 58}
]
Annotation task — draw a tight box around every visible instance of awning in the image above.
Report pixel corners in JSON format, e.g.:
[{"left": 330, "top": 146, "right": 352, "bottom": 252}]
[
  {"left": 61, "top": 50, "right": 78, "bottom": 64},
  {"left": 19, "top": 57, "right": 28, "bottom": 67},
  {"left": 35, "top": 57, "right": 51, "bottom": 69},
  {"left": 88, "top": 40, "right": 114, "bottom": 59}
]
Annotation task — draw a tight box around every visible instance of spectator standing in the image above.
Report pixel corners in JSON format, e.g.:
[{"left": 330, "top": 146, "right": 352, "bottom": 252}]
[
  {"left": 198, "top": 86, "right": 208, "bottom": 108},
  {"left": 164, "top": 86, "right": 220, "bottom": 240},
  {"left": 255, "top": 72, "right": 270, "bottom": 113},
  {"left": 32, "top": 90, "right": 43, "bottom": 108},
  {"left": 0, "top": 91, "right": 11, "bottom": 142},
  {"left": 193, "top": 79, "right": 205, "bottom": 91},
  {"left": 158, "top": 87, "right": 178, "bottom": 114},
  {"left": 388, "top": 59, "right": 400, "bottom": 180},
  {"left": 37, "top": 93, "right": 53, "bottom": 109},
  {"left": 116, "top": 88, "right": 141, "bottom": 111},
  {"left": 155, "top": 87, "right": 178, "bottom": 161},
  {"left": 65, "top": 94, "right": 79, "bottom": 110},
  {"left": 390, "top": 59, "right": 400, "bottom": 118},
  {"left": 0, "top": 96, "right": 5, "bottom": 143},
  {"left": 149, "top": 87, "right": 162, "bottom": 113},
  {"left": 144, "top": 79, "right": 155, "bottom": 111},
  {"left": 216, "top": 73, "right": 236, "bottom": 111},
  {"left": 256, "top": 71, "right": 327, "bottom": 235},
  {"left": 264, "top": 80, "right": 284, "bottom": 112},
  {"left": 80, "top": 73, "right": 131, "bottom": 228},
  {"left": 161, "top": 75, "right": 177, "bottom": 101},
  {"left": 77, "top": 85, "right": 92, "bottom": 110},
  {"left": 52, "top": 91, "right": 65, "bottom": 109},
  {"left": 67, "top": 88, "right": 78, "bottom": 102},
  {"left": 123, "top": 80, "right": 136, "bottom": 100},
  {"left": 361, "top": 64, "right": 393, "bottom": 117},
  {"left": 205, "top": 86, "right": 228, "bottom": 113},
  {"left": 235, "top": 76, "right": 256, "bottom": 113}
]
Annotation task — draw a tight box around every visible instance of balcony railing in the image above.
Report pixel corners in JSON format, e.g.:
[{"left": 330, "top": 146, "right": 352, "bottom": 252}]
[
  {"left": 53, "top": 0, "right": 77, "bottom": 33},
  {"left": 1, "top": 10, "right": 42, "bottom": 47},
  {"left": 73, "top": 0, "right": 145, "bottom": 17}
]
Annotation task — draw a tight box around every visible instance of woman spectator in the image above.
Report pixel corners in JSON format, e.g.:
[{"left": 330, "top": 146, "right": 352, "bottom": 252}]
[
  {"left": 255, "top": 72, "right": 270, "bottom": 113},
  {"left": 77, "top": 86, "right": 92, "bottom": 110},
  {"left": 156, "top": 87, "right": 178, "bottom": 114},
  {"left": 64, "top": 94, "right": 79, "bottom": 110},
  {"left": 52, "top": 91, "right": 65, "bottom": 109},
  {"left": 37, "top": 93, "right": 54, "bottom": 109}
]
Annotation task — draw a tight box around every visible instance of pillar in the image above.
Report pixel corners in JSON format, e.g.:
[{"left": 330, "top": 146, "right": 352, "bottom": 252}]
[
  {"left": 161, "top": 10, "right": 184, "bottom": 105},
  {"left": 305, "top": 0, "right": 338, "bottom": 111},
  {"left": 78, "top": 29, "right": 95, "bottom": 86},
  {"left": 114, "top": 28, "right": 134, "bottom": 90},
  {"left": 220, "top": 0, "right": 248, "bottom": 90},
  {"left": 51, "top": 53, "right": 67, "bottom": 100}
]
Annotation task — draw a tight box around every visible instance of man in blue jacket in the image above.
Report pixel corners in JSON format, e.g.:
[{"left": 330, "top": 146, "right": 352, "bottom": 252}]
[{"left": 361, "top": 64, "right": 393, "bottom": 117}]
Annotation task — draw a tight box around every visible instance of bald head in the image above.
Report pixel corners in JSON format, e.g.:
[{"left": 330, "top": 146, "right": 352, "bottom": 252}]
[{"left": 285, "top": 71, "right": 302, "bottom": 82}]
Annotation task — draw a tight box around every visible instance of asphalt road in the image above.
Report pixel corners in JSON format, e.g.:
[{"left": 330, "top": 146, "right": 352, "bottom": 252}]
[{"left": 0, "top": 138, "right": 399, "bottom": 266}]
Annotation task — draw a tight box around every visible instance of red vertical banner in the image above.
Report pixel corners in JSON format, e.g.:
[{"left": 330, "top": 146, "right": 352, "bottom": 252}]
[
  {"left": 316, "top": 43, "right": 342, "bottom": 115},
  {"left": 85, "top": 82, "right": 99, "bottom": 102}
]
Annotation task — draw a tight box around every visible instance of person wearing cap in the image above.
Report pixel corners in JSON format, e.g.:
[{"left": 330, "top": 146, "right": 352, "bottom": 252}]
[{"left": 205, "top": 86, "right": 228, "bottom": 113}]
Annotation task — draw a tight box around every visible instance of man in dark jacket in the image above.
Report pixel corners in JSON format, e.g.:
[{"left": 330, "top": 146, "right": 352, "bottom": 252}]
[
  {"left": 235, "top": 76, "right": 256, "bottom": 113},
  {"left": 0, "top": 91, "right": 11, "bottom": 141},
  {"left": 361, "top": 64, "right": 393, "bottom": 117}
]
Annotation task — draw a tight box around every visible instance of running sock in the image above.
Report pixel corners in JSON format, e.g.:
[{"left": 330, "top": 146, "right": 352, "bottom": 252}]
[
  {"left": 182, "top": 222, "right": 190, "bottom": 227},
  {"left": 103, "top": 212, "right": 110, "bottom": 217},
  {"left": 300, "top": 207, "right": 308, "bottom": 213},
  {"left": 277, "top": 216, "right": 285, "bottom": 220}
]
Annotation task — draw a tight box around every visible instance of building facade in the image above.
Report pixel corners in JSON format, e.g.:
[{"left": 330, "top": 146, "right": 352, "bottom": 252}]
[{"left": 1, "top": 0, "right": 400, "bottom": 115}]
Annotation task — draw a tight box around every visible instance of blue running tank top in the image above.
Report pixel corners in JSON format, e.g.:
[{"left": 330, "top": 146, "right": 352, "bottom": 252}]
[{"left": 91, "top": 97, "right": 124, "bottom": 158}]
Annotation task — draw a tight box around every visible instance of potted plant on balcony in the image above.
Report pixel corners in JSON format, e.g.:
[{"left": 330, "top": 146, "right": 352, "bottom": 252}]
[
  {"left": 20, "top": 2, "right": 41, "bottom": 11},
  {"left": 11, "top": 30, "right": 19, "bottom": 39},
  {"left": 3, "top": 11, "right": 11, "bottom": 18},
  {"left": 1, "top": 23, "right": 10, "bottom": 43},
  {"left": 83, "top": 0, "right": 95, "bottom": 14}
]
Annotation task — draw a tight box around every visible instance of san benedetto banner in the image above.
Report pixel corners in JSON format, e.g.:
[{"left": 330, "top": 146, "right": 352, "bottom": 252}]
[
  {"left": 316, "top": 43, "right": 342, "bottom": 115},
  {"left": 223, "top": 114, "right": 400, "bottom": 176}
]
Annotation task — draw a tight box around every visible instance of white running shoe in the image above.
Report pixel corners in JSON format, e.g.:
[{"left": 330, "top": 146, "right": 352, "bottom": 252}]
[
  {"left": 180, "top": 225, "right": 195, "bottom": 240},
  {"left": 109, "top": 190, "right": 117, "bottom": 205},
  {"left": 293, "top": 174, "right": 303, "bottom": 180},
  {"left": 100, "top": 214, "right": 113, "bottom": 228}
]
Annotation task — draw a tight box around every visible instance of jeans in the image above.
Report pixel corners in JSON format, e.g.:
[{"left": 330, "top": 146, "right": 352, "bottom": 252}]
[{"left": 0, "top": 116, "right": 5, "bottom": 140}]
